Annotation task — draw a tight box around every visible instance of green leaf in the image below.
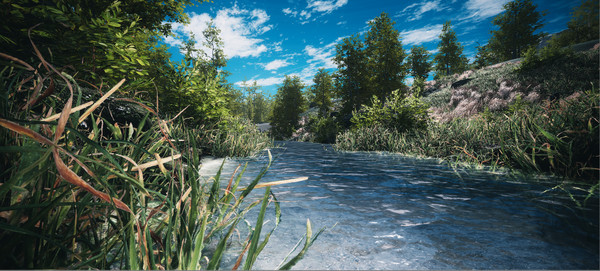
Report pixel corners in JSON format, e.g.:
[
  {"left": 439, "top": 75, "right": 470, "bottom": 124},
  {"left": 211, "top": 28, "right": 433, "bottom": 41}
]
[{"left": 108, "top": 22, "right": 121, "bottom": 28}]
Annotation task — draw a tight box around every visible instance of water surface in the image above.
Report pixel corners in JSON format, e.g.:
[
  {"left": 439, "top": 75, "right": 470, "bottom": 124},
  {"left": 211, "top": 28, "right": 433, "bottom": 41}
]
[{"left": 199, "top": 141, "right": 599, "bottom": 270}]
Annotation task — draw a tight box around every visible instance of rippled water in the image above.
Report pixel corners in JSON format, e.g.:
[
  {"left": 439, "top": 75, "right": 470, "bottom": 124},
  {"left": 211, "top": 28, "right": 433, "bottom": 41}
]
[{"left": 199, "top": 141, "right": 599, "bottom": 270}]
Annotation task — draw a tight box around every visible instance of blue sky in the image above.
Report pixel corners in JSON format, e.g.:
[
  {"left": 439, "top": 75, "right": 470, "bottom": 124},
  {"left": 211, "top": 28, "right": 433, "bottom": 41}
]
[{"left": 163, "top": 0, "right": 582, "bottom": 96}]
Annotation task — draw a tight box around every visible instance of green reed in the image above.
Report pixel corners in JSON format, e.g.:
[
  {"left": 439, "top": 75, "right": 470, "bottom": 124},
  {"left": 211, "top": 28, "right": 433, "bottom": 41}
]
[
  {"left": 336, "top": 90, "right": 599, "bottom": 181},
  {"left": 0, "top": 51, "right": 321, "bottom": 269}
]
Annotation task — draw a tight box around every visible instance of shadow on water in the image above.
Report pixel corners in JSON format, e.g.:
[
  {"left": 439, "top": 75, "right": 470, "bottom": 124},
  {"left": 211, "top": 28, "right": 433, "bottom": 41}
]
[{"left": 199, "top": 141, "right": 599, "bottom": 270}]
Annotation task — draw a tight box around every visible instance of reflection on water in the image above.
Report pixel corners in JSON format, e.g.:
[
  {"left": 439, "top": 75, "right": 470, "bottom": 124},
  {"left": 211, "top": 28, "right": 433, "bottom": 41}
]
[{"left": 199, "top": 141, "right": 599, "bottom": 270}]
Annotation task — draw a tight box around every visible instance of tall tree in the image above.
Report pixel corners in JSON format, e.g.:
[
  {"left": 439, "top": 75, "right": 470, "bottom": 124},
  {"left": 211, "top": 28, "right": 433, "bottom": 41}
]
[
  {"left": 334, "top": 35, "right": 369, "bottom": 120},
  {"left": 434, "top": 21, "right": 468, "bottom": 78},
  {"left": 364, "top": 12, "right": 407, "bottom": 99},
  {"left": 551, "top": 0, "right": 599, "bottom": 47},
  {"left": 489, "top": 0, "right": 545, "bottom": 61},
  {"left": 473, "top": 43, "right": 498, "bottom": 69},
  {"left": 408, "top": 45, "right": 432, "bottom": 80},
  {"left": 270, "top": 76, "right": 306, "bottom": 139},
  {"left": 310, "top": 68, "right": 334, "bottom": 117}
]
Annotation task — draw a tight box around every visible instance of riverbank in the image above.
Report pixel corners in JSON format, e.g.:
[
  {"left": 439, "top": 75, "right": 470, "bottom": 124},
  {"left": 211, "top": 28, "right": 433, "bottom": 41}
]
[
  {"left": 0, "top": 54, "right": 294, "bottom": 269},
  {"left": 334, "top": 46, "right": 599, "bottom": 181}
]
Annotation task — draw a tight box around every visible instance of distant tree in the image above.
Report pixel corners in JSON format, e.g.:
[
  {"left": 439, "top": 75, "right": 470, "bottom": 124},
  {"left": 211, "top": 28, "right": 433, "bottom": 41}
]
[
  {"left": 551, "top": 0, "right": 599, "bottom": 47},
  {"left": 489, "top": 0, "right": 545, "bottom": 61},
  {"left": 364, "top": 12, "right": 407, "bottom": 99},
  {"left": 310, "top": 68, "right": 335, "bottom": 117},
  {"left": 200, "top": 20, "right": 228, "bottom": 72},
  {"left": 252, "top": 92, "right": 271, "bottom": 123},
  {"left": 334, "top": 35, "right": 370, "bottom": 120},
  {"left": 434, "top": 21, "right": 468, "bottom": 78},
  {"left": 473, "top": 43, "right": 498, "bottom": 69},
  {"left": 270, "top": 75, "right": 306, "bottom": 139},
  {"left": 408, "top": 45, "right": 432, "bottom": 80}
]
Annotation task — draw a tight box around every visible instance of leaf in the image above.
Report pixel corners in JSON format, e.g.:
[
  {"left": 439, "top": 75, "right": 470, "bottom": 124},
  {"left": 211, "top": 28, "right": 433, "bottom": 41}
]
[
  {"left": 108, "top": 22, "right": 121, "bottom": 28},
  {"left": 52, "top": 149, "right": 132, "bottom": 213},
  {"left": 78, "top": 78, "right": 125, "bottom": 124}
]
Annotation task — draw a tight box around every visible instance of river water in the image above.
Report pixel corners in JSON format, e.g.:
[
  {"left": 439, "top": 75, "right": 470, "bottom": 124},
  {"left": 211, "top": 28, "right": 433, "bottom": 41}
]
[{"left": 199, "top": 141, "right": 599, "bottom": 270}]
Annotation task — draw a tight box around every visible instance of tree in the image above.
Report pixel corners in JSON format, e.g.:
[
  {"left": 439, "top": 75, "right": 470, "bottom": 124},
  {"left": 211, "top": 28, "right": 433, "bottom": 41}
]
[
  {"left": 408, "top": 45, "right": 432, "bottom": 80},
  {"left": 489, "top": 0, "right": 545, "bottom": 61},
  {"left": 364, "top": 12, "right": 407, "bottom": 99},
  {"left": 310, "top": 69, "right": 334, "bottom": 117},
  {"left": 473, "top": 43, "right": 499, "bottom": 69},
  {"left": 158, "top": 23, "right": 230, "bottom": 124},
  {"left": 551, "top": 0, "right": 599, "bottom": 47},
  {"left": 0, "top": 0, "right": 202, "bottom": 86},
  {"left": 434, "top": 21, "right": 468, "bottom": 78},
  {"left": 270, "top": 76, "right": 306, "bottom": 139},
  {"left": 334, "top": 35, "right": 369, "bottom": 120}
]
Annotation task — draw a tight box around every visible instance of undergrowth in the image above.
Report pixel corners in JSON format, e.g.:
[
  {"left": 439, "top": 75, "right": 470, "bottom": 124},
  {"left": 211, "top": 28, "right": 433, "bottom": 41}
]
[
  {"left": 336, "top": 90, "right": 599, "bottom": 182},
  {"left": 0, "top": 47, "right": 321, "bottom": 269}
]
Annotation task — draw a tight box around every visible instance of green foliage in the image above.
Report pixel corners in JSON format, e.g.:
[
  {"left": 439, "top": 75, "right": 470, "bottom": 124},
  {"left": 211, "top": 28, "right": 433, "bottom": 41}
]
[
  {"left": 434, "top": 21, "right": 468, "bottom": 78},
  {"left": 338, "top": 88, "right": 599, "bottom": 181},
  {"left": 0, "top": 58, "right": 315, "bottom": 269},
  {"left": 364, "top": 12, "right": 407, "bottom": 99},
  {"left": 489, "top": 0, "right": 545, "bottom": 61},
  {"left": 551, "top": 0, "right": 599, "bottom": 47},
  {"left": 518, "top": 42, "right": 574, "bottom": 72},
  {"left": 308, "top": 116, "right": 339, "bottom": 144},
  {"left": 310, "top": 68, "right": 335, "bottom": 117},
  {"left": 408, "top": 45, "right": 432, "bottom": 80},
  {"left": 233, "top": 81, "right": 273, "bottom": 123},
  {"left": 271, "top": 75, "right": 306, "bottom": 139},
  {"left": 351, "top": 90, "right": 429, "bottom": 133},
  {"left": 515, "top": 45, "right": 598, "bottom": 98},
  {"left": 334, "top": 13, "right": 409, "bottom": 123},
  {"left": 334, "top": 34, "right": 369, "bottom": 119},
  {"left": 0, "top": 0, "right": 197, "bottom": 87},
  {"left": 473, "top": 43, "right": 499, "bottom": 69},
  {"left": 191, "top": 116, "right": 273, "bottom": 157},
  {"left": 157, "top": 25, "right": 231, "bottom": 125},
  {"left": 411, "top": 77, "right": 426, "bottom": 97}
]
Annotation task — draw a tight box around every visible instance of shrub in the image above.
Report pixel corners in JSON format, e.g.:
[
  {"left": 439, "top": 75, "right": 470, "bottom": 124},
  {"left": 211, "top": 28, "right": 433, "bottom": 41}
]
[
  {"left": 309, "top": 116, "right": 339, "bottom": 144},
  {"left": 350, "top": 89, "right": 429, "bottom": 133}
]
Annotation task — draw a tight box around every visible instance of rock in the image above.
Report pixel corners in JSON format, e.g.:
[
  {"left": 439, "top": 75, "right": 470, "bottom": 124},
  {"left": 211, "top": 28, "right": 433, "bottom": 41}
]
[{"left": 451, "top": 78, "right": 472, "bottom": 89}]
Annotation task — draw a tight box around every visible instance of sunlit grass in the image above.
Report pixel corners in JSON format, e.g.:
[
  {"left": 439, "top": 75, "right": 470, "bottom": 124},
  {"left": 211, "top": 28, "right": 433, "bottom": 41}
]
[
  {"left": 336, "top": 90, "right": 599, "bottom": 181},
  {"left": 0, "top": 49, "right": 321, "bottom": 269}
]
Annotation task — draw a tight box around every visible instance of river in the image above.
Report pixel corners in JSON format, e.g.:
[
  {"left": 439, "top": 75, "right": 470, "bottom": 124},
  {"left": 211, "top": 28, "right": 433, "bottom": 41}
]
[{"left": 199, "top": 141, "right": 599, "bottom": 270}]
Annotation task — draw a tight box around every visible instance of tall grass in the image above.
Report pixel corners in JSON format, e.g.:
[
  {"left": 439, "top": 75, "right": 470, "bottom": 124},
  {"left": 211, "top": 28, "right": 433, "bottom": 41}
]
[
  {"left": 336, "top": 90, "right": 599, "bottom": 181},
  {"left": 184, "top": 117, "right": 273, "bottom": 158},
  {"left": 0, "top": 49, "right": 321, "bottom": 269}
]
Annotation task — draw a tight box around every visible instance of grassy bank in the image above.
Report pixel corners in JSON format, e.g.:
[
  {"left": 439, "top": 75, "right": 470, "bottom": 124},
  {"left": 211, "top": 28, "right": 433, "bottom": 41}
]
[
  {"left": 335, "top": 48, "right": 599, "bottom": 183},
  {"left": 0, "top": 53, "right": 319, "bottom": 269}
]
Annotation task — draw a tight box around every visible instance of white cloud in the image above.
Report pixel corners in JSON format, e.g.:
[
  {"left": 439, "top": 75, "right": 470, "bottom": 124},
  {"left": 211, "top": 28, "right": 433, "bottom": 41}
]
[
  {"left": 264, "top": 59, "right": 292, "bottom": 71},
  {"left": 163, "top": 35, "right": 183, "bottom": 48},
  {"left": 399, "top": 0, "right": 445, "bottom": 21},
  {"left": 235, "top": 77, "right": 285, "bottom": 87},
  {"left": 168, "top": 6, "right": 272, "bottom": 58},
  {"left": 463, "top": 0, "right": 510, "bottom": 22},
  {"left": 282, "top": 8, "right": 297, "bottom": 17},
  {"left": 401, "top": 24, "right": 443, "bottom": 45},
  {"left": 307, "top": 0, "right": 348, "bottom": 13},
  {"left": 283, "top": 0, "right": 348, "bottom": 23}
]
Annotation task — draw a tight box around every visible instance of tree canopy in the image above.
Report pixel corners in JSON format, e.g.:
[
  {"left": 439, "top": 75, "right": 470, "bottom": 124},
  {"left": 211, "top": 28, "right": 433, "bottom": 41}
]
[
  {"left": 489, "top": 0, "right": 545, "bottom": 61},
  {"left": 433, "top": 21, "right": 468, "bottom": 78},
  {"left": 408, "top": 45, "right": 432, "bottom": 80},
  {"left": 270, "top": 75, "right": 306, "bottom": 139},
  {"left": 310, "top": 68, "right": 335, "bottom": 117},
  {"left": 364, "top": 12, "right": 407, "bottom": 99}
]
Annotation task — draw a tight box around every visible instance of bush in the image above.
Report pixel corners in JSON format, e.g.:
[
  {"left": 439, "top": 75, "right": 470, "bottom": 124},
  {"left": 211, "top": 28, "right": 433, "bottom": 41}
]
[
  {"left": 309, "top": 116, "right": 339, "bottom": 144},
  {"left": 350, "top": 89, "right": 429, "bottom": 133}
]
